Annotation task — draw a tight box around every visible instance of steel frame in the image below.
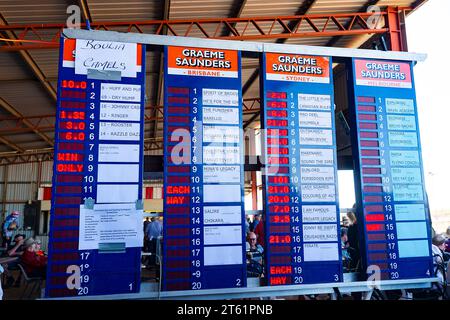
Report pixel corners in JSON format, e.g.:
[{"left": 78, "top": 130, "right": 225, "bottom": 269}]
[
  {"left": 0, "top": 7, "right": 416, "bottom": 161},
  {"left": 0, "top": 11, "right": 395, "bottom": 52}
]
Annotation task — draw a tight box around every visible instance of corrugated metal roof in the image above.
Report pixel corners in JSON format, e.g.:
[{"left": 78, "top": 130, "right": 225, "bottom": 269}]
[
  {"left": 1, "top": 0, "right": 73, "bottom": 24},
  {"left": 89, "top": 0, "right": 164, "bottom": 21},
  {"left": 0, "top": 0, "right": 427, "bottom": 155},
  {"left": 0, "top": 80, "right": 55, "bottom": 116}
]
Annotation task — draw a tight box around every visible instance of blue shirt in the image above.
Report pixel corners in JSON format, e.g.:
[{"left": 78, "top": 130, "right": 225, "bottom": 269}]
[
  {"left": 2, "top": 214, "right": 19, "bottom": 238},
  {"left": 145, "top": 220, "right": 163, "bottom": 240}
]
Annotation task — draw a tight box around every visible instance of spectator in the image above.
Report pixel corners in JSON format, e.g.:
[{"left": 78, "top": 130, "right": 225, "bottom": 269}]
[
  {"left": 0, "top": 264, "right": 3, "bottom": 300},
  {"left": 254, "top": 215, "right": 265, "bottom": 247},
  {"left": 246, "top": 232, "right": 264, "bottom": 256},
  {"left": 432, "top": 234, "right": 450, "bottom": 263},
  {"left": 143, "top": 217, "right": 150, "bottom": 233},
  {"left": 445, "top": 226, "right": 450, "bottom": 253},
  {"left": 20, "top": 237, "right": 47, "bottom": 279},
  {"left": 340, "top": 227, "right": 351, "bottom": 262},
  {"left": 145, "top": 217, "right": 163, "bottom": 266},
  {"left": 35, "top": 239, "right": 46, "bottom": 257},
  {"left": 250, "top": 214, "right": 261, "bottom": 232},
  {"left": 1, "top": 211, "right": 20, "bottom": 248},
  {"left": 6, "top": 233, "right": 25, "bottom": 257},
  {"left": 341, "top": 216, "right": 350, "bottom": 227},
  {"left": 346, "top": 209, "right": 360, "bottom": 270},
  {"left": 432, "top": 234, "right": 449, "bottom": 287},
  {"left": 245, "top": 215, "right": 250, "bottom": 234},
  {"left": 2, "top": 234, "right": 25, "bottom": 287},
  {"left": 347, "top": 211, "right": 357, "bottom": 226},
  {"left": 246, "top": 232, "right": 264, "bottom": 277}
]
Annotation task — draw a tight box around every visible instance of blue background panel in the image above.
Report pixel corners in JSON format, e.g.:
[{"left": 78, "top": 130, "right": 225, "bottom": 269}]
[
  {"left": 45, "top": 38, "right": 145, "bottom": 298},
  {"left": 349, "top": 58, "right": 434, "bottom": 281},
  {"left": 162, "top": 46, "right": 247, "bottom": 291},
  {"left": 261, "top": 52, "right": 343, "bottom": 286}
]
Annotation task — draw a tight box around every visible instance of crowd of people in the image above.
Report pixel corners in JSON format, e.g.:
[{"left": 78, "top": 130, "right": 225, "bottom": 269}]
[
  {"left": 340, "top": 209, "right": 360, "bottom": 271},
  {"left": 431, "top": 227, "right": 450, "bottom": 290},
  {"left": 1, "top": 208, "right": 450, "bottom": 300},
  {"left": 0, "top": 211, "right": 48, "bottom": 299}
]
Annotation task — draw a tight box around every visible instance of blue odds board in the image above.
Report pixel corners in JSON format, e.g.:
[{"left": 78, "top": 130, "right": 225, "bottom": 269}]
[
  {"left": 261, "top": 52, "right": 343, "bottom": 285},
  {"left": 45, "top": 38, "right": 146, "bottom": 297},
  {"left": 348, "top": 58, "right": 434, "bottom": 280},
  {"left": 162, "top": 46, "right": 246, "bottom": 291}
]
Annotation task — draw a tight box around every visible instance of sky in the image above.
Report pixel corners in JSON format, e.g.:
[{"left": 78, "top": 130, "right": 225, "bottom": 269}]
[
  {"left": 337, "top": 0, "right": 450, "bottom": 210},
  {"left": 406, "top": 0, "right": 450, "bottom": 210}
]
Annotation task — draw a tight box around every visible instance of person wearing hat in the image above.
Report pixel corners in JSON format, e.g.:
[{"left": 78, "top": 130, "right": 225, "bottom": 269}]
[
  {"left": 250, "top": 213, "right": 261, "bottom": 232},
  {"left": 20, "top": 237, "right": 47, "bottom": 279},
  {"left": 431, "top": 234, "right": 449, "bottom": 288},
  {"left": 445, "top": 226, "right": 450, "bottom": 253},
  {"left": 432, "top": 234, "right": 450, "bottom": 263},
  {"left": 1, "top": 211, "right": 20, "bottom": 248}
]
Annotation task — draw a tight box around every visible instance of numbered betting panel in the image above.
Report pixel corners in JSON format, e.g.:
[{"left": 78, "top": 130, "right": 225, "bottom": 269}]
[
  {"left": 349, "top": 58, "right": 433, "bottom": 280},
  {"left": 163, "top": 46, "right": 247, "bottom": 291},
  {"left": 45, "top": 38, "right": 145, "bottom": 297},
  {"left": 261, "top": 52, "right": 343, "bottom": 286}
]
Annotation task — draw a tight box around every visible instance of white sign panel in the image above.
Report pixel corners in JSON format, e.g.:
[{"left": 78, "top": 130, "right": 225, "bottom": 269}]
[
  {"left": 99, "top": 122, "right": 140, "bottom": 141},
  {"left": 202, "top": 89, "right": 239, "bottom": 106},
  {"left": 97, "top": 184, "right": 139, "bottom": 203},
  {"left": 98, "top": 144, "right": 140, "bottom": 163},
  {"left": 301, "top": 184, "right": 336, "bottom": 202},
  {"left": 204, "top": 245, "right": 242, "bottom": 266},
  {"left": 298, "top": 94, "right": 331, "bottom": 111},
  {"left": 204, "top": 226, "right": 242, "bottom": 245},
  {"left": 204, "top": 206, "right": 242, "bottom": 225},
  {"left": 203, "top": 125, "right": 240, "bottom": 144},
  {"left": 299, "top": 129, "right": 333, "bottom": 145},
  {"left": 203, "top": 107, "right": 239, "bottom": 124},
  {"left": 301, "top": 167, "right": 335, "bottom": 184},
  {"left": 203, "top": 146, "right": 240, "bottom": 164},
  {"left": 100, "top": 102, "right": 141, "bottom": 121},
  {"left": 203, "top": 166, "right": 241, "bottom": 183},
  {"left": 204, "top": 185, "right": 241, "bottom": 203},
  {"left": 304, "top": 243, "right": 339, "bottom": 261},
  {"left": 100, "top": 83, "right": 141, "bottom": 102},
  {"left": 79, "top": 203, "right": 143, "bottom": 250},
  {"left": 299, "top": 111, "right": 332, "bottom": 128},
  {"left": 75, "top": 40, "right": 137, "bottom": 78},
  {"left": 303, "top": 224, "right": 338, "bottom": 242},
  {"left": 97, "top": 164, "right": 139, "bottom": 183},
  {"left": 299, "top": 148, "right": 334, "bottom": 166},
  {"left": 302, "top": 205, "right": 337, "bottom": 223}
]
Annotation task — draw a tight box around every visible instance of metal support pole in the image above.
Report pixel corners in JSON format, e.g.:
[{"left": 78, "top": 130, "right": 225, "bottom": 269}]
[
  {"left": 386, "top": 7, "right": 407, "bottom": 52},
  {"left": 1, "top": 165, "right": 8, "bottom": 217}
]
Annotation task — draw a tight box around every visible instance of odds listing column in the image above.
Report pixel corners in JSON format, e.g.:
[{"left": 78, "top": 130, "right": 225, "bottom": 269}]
[
  {"left": 350, "top": 59, "right": 433, "bottom": 280},
  {"left": 46, "top": 38, "right": 89, "bottom": 298},
  {"left": 261, "top": 52, "right": 342, "bottom": 286},
  {"left": 163, "top": 46, "right": 246, "bottom": 290},
  {"left": 46, "top": 38, "right": 145, "bottom": 297}
]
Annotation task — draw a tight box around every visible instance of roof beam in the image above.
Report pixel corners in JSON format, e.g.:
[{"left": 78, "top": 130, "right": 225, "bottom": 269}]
[
  {"left": 0, "top": 13, "right": 57, "bottom": 101},
  {"left": 153, "top": 0, "right": 171, "bottom": 138},
  {"left": 0, "top": 150, "right": 53, "bottom": 166},
  {"left": 276, "top": 0, "right": 318, "bottom": 44},
  {"left": 0, "top": 12, "right": 391, "bottom": 52},
  {"left": 0, "top": 97, "right": 54, "bottom": 147},
  {"left": 326, "top": 0, "right": 382, "bottom": 48},
  {"left": 221, "top": 0, "right": 248, "bottom": 37},
  {"left": 0, "top": 136, "right": 24, "bottom": 153}
]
